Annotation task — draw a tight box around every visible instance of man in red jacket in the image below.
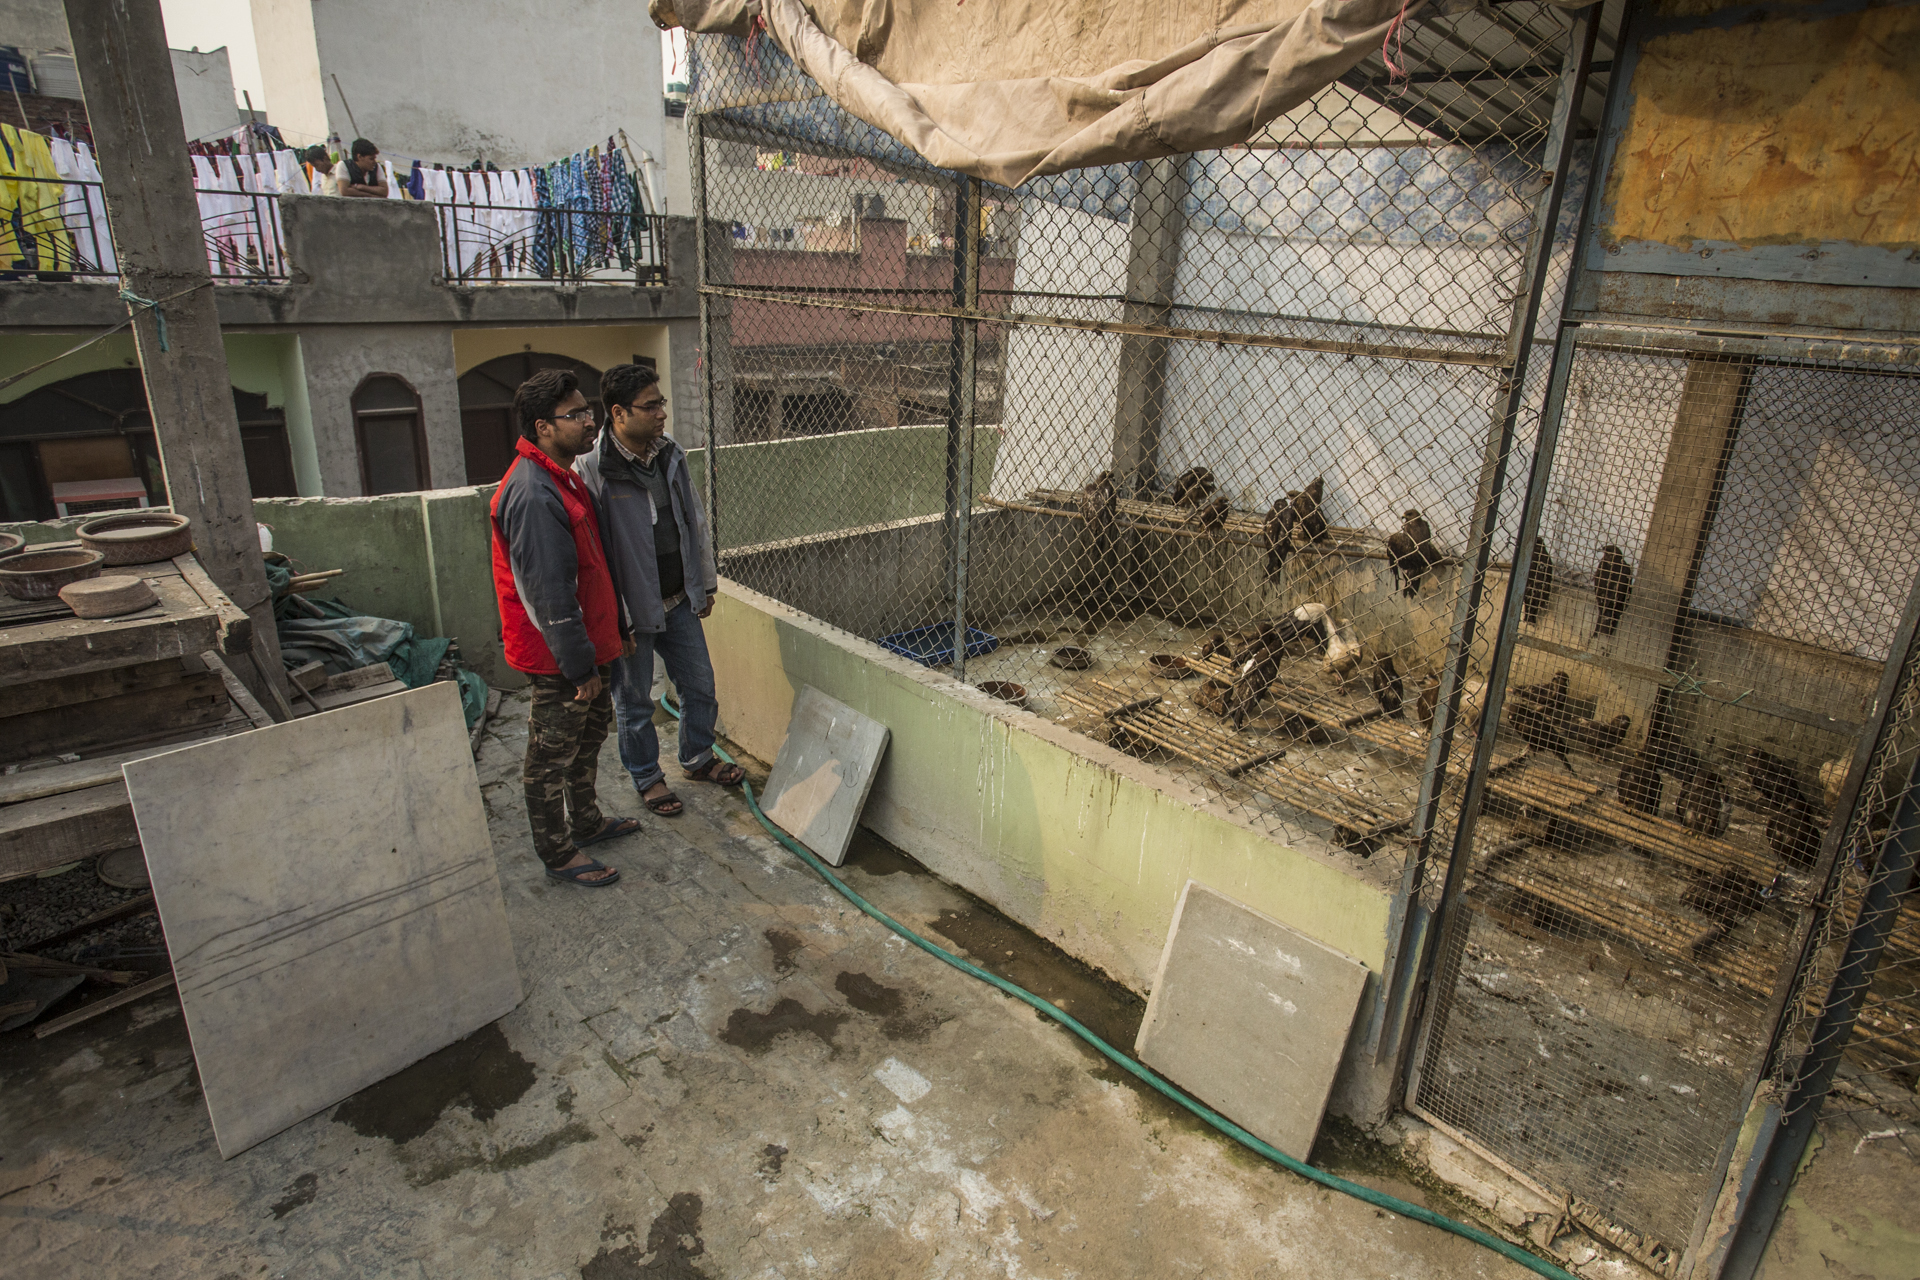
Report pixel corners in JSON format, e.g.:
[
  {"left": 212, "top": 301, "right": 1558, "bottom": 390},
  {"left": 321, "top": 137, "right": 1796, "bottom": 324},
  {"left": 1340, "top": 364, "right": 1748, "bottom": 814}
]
[{"left": 490, "top": 369, "right": 639, "bottom": 886}]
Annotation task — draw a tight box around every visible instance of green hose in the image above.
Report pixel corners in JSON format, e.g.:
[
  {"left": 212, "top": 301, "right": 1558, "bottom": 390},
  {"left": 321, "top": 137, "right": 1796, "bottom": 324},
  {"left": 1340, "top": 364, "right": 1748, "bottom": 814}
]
[{"left": 662, "top": 699, "right": 1575, "bottom": 1280}]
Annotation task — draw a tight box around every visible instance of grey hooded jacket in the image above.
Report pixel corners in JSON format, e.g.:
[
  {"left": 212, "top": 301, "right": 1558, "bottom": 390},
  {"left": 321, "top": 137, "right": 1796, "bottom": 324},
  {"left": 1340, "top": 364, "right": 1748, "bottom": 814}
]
[{"left": 574, "top": 432, "right": 717, "bottom": 633}]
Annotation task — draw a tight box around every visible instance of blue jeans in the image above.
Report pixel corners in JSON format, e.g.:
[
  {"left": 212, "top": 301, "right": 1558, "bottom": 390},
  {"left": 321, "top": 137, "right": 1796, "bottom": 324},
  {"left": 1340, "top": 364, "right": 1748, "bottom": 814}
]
[{"left": 611, "top": 598, "right": 719, "bottom": 793}]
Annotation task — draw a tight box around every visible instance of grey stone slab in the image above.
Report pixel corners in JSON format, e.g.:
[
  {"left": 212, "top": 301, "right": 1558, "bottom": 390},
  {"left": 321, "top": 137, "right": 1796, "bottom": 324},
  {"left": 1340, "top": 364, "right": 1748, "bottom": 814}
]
[
  {"left": 1134, "top": 881, "right": 1369, "bottom": 1163},
  {"left": 758, "top": 685, "right": 890, "bottom": 867},
  {"left": 124, "top": 682, "right": 522, "bottom": 1157}
]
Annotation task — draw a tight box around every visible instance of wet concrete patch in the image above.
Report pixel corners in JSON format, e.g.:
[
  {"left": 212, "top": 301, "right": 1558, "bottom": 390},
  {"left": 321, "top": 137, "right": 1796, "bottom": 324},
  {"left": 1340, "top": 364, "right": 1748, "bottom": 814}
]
[
  {"left": 583, "top": 1194, "right": 709, "bottom": 1279},
  {"left": 269, "top": 1172, "right": 318, "bottom": 1220},
  {"left": 833, "top": 970, "right": 950, "bottom": 1041},
  {"left": 757, "top": 1143, "right": 787, "bottom": 1180},
  {"left": 408, "top": 1120, "right": 597, "bottom": 1187},
  {"left": 764, "top": 928, "right": 804, "bottom": 975},
  {"left": 331, "top": 1022, "right": 535, "bottom": 1144},
  {"left": 840, "top": 829, "right": 922, "bottom": 876},
  {"left": 717, "top": 998, "right": 847, "bottom": 1056},
  {"left": 925, "top": 905, "right": 1146, "bottom": 1052}
]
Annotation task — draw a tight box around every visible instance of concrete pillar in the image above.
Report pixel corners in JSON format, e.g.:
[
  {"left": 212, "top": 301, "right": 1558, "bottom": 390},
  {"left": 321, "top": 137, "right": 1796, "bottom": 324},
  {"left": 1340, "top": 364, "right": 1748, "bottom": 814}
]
[
  {"left": 66, "top": 0, "right": 290, "bottom": 717},
  {"left": 1110, "top": 158, "right": 1187, "bottom": 489},
  {"left": 1594, "top": 356, "right": 1752, "bottom": 744}
]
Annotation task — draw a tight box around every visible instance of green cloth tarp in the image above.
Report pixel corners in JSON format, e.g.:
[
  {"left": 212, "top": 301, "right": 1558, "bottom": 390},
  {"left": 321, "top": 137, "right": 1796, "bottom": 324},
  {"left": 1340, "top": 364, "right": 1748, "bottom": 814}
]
[{"left": 269, "top": 562, "right": 488, "bottom": 729}]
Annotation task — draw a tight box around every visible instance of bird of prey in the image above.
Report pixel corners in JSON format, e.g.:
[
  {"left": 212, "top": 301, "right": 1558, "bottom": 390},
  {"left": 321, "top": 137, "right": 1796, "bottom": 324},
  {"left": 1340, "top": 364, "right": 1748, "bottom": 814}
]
[
  {"left": 1387, "top": 510, "right": 1440, "bottom": 598},
  {"left": 1170, "top": 467, "right": 1217, "bottom": 507},
  {"left": 1290, "top": 477, "right": 1328, "bottom": 547},
  {"left": 1594, "top": 544, "right": 1633, "bottom": 637},
  {"left": 1263, "top": 500, "right": 1298, "bottom": 582},
  {"left": 1617, "top": 752, "right": 1663, "bottom": 815},
  {"left": 1567, "top": 713, "right": 1632, "bottom": 757},
  {"left": 1522, "top": 538, "right": 1555, "bottom": 625}
]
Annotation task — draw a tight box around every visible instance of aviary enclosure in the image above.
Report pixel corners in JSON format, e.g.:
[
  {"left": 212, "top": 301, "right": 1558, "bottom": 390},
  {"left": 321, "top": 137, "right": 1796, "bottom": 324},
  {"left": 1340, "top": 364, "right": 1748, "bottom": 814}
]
[{"left": 684, "top": 1, "right": 1920, "bottom": 1271}]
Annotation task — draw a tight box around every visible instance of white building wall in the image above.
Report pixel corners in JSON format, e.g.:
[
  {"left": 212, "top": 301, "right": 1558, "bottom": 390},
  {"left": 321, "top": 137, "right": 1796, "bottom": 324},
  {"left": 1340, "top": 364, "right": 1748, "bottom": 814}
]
[
  {"left": 170, "top": 46, "right": 240, "bottom": 141},
  {"left": 253, "top": 0, "right": 664, "bottom": 169}
]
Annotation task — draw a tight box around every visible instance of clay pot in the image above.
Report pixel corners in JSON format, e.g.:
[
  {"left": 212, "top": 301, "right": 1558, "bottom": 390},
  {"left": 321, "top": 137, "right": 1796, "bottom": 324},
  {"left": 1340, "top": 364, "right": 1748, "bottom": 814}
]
[
  {"left": 76, "top": 512, "right": 194, "bottom": 566},
  {"left": 977, "top": 680, "right": 1029, "bottom": 709},
  {"left": 60, "top": 574, "right": 159, "bottom": 619},
  {"left": 0, "top": 532, "right": 24, "bottom": 560},
  {"left": 1049, "top": 646, "right": 1094, "bottom": 670},
  {"left": 0, "top": 547, "right": 106, "bottom": 601}
]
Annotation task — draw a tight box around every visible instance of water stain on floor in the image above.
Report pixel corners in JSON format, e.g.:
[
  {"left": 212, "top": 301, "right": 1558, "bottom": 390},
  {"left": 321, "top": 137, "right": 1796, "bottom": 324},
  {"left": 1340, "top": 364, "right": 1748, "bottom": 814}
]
[
  {"left": 764, "top": 928, "right": 804, "bottom": 975},
  {"left": 269, "top": 1171, "right": 318, "bottom": 1220},
  {"left": 330, "top": 1022, "right": 536, "bottom": 1144},
  {"left": 833, "top": 970, "right": 950, "bottom": 1041},
  {"left": 717, "top": 998, "right": 847, "bottom": 1056},
  {"left": 582, "top": 1194, "right": 709, "bottom": 1279}
]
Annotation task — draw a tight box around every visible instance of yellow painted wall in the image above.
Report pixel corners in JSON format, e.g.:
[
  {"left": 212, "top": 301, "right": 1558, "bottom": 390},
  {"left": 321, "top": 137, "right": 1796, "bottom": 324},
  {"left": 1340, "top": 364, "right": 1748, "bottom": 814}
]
[{"left": 451, "top": 324, "right": 669, "bottom": 381}]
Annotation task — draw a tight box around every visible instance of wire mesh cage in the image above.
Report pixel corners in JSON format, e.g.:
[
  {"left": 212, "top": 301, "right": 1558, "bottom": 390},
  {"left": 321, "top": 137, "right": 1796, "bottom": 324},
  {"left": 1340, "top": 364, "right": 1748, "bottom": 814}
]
[
  {"left": 687, "top": 0, "right": 1914, "bottom": 1263},
  {"left": 1410, "top": 342, "right": 1920, "bottom": 1269},
  {"left": 693, "top": 2, "right": 1575, "bottom": 859}
]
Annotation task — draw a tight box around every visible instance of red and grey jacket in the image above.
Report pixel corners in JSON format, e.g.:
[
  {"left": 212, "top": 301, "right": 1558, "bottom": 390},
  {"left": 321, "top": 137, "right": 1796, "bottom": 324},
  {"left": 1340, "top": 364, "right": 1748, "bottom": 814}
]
[{"left": 490, "top": 437, "right": 624, "bottom": 681}]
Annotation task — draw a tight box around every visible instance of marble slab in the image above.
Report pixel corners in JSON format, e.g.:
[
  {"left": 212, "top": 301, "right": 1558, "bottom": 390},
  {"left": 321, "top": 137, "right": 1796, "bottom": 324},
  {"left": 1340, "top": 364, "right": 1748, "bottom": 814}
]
[
  {"left": 1134, "top": 881, "right": 1369, "bottom": 1162},
  {"left": 125, "top": 681, "right": 522, "bottom": 1157},
  {"left": 759, "top": 685, "right": 890, "bottom": 867}
]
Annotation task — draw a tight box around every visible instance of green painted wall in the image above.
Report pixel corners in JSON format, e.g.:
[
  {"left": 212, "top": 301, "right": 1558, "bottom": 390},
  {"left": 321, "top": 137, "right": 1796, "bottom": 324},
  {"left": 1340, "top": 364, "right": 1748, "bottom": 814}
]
[
  {"left": 684, "top": 424, "right": 1000, "bottom": 549},
  {"left": 0, "top": 333, "right": 141, "bottom": 403},
  {"left": 704, "top": 583, "right": 1393, "bottom": 991}
]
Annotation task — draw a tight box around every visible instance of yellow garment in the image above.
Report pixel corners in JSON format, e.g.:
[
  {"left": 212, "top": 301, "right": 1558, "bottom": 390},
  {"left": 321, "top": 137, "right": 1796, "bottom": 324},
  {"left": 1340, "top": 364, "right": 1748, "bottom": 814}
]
[{"left": 0, "top": 124, "right": 74, "bottom": 272}]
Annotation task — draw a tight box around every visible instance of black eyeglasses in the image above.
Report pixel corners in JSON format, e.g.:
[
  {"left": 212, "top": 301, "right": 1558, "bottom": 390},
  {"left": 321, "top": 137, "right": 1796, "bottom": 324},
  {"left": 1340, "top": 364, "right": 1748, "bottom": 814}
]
[{"left": 630, "top": 398, "right": 668, "bottom": 415}]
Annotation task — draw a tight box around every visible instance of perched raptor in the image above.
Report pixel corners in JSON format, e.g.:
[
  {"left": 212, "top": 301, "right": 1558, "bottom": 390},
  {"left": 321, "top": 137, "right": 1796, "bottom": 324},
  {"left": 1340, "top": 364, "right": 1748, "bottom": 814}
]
[
  {"left": 1593, "top": 544, "right": 1634, "bottom": 638},
  {"left": 1522, "top": 538, "right": 1555, "bottom": 625},
  {"left": 1387, "top": 510, "right": 1440, "bottom": 598}
]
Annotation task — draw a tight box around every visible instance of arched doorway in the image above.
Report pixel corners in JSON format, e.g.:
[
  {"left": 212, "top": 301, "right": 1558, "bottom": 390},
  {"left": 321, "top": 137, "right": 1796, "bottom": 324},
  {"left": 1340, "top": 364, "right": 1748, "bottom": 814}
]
[
  {"left": 458, "top": 353, "right": 602, "bottom": 486},
  {"left": 0, "top": 368, "right": 296, "bottom": 521}
]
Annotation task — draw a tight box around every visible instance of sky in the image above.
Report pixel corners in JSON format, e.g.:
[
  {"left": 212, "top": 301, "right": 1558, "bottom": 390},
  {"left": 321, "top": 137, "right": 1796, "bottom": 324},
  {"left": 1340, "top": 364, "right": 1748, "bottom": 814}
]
[{"left": 157, "top": 0, "right": 264, "bottom": 111}]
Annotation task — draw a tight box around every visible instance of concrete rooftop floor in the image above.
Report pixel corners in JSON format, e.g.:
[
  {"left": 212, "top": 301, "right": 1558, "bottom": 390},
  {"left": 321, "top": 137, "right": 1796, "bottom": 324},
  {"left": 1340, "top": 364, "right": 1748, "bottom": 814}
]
[{"left": 1, "top": 692, "right": 1910, "bottom": 1278}]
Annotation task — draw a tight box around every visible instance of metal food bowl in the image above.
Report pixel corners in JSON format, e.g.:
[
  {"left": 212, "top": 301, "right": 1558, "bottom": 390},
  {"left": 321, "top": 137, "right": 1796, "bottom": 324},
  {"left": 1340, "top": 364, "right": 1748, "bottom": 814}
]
[
  {"left": 1049, "top": 645, "right": 1094, "bottom": 670},
  {"left": 0, "top": 547, "right": 106, "bottom": 601},
  {"left": 977, "top": 680, "right": 1029, "bottom": 709},
  {"left": 76, "top": 512, "right": 194, "bottom": 566},
  {"left": 1149, "top": 653, "right": 1194, "bottom": 678}
]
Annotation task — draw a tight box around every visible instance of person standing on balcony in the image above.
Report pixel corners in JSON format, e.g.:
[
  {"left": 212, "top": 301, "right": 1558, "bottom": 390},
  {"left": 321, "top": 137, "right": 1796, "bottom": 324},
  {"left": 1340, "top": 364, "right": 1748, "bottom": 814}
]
[
  {"left": 338, "top": 138, "right": 389, "bottom": 198},
  {"left": 301, "top": 145, "right": 338, "bottom": 195},
  {"left": 490, "top": 369, "right": 641, "bottom": 886},
  {"left": 576, "top": 363, "right": 743, "bottom": 819}
]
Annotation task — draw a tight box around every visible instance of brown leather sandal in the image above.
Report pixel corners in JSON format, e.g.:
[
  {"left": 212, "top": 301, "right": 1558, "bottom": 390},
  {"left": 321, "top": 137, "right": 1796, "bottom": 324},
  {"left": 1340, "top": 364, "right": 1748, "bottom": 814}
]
[{"left": 684, "top": 758, "right": 745, "bottom": 787}]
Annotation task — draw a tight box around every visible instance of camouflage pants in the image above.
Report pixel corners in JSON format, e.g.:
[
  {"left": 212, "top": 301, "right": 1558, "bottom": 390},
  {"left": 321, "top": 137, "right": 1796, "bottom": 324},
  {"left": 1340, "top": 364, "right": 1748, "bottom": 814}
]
[{"left": 523, "top": 665, "right": 615, "bottom": 868}]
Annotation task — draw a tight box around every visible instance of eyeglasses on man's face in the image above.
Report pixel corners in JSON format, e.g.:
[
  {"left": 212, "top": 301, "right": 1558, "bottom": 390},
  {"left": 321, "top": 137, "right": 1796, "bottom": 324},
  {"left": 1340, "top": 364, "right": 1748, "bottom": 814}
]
[
  {"left": 553, "top": 407, "right": 597, "bottom": 424},
  {"left": 624, "top": 397, "right": 668, "bottom": 416}
]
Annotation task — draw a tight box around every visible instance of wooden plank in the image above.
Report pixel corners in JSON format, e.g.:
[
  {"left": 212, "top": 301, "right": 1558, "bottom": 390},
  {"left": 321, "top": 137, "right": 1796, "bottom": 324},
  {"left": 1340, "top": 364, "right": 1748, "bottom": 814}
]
[
  {"left": 0, "top": 669, "right": 229, "bottom": 765},
  {"left": 323, "top": 662, "right": 396, "bottom": 692},
  {"left": 0, "top": 574, "right": 221, "bottom": 688},
  {"left": 172, "top": 552, "right": 252, "bottom": 655},
  {"left": 307, "top": 679, "right": 409, "bottom": 713},
  {"left": 0, "top": 783, "right": 141, "bottom": 881},
  {"left": 32, "top": 974, "right": 176, "bottom": 1039},
  {"left": 2, "top": 657, "right": 192, "bottom": 719},
  {"left": 470, "top": 688, "right": 502, "bottom": 758},
  {"left": 0, "top": 732, "right": 231, "bottom": 805},
  {"left": 18, "top": 893, "right": 155, "bottom": 951},
  {"left": 201, "top": 650, "right": 275, "bottom": 730},
  {"left": 290, "top": 661, "right": 328, "bottom": 692}
]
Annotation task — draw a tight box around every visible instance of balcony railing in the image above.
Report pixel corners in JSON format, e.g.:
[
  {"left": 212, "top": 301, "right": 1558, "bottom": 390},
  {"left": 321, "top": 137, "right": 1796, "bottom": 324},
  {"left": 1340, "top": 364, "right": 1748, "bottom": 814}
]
[
  {"left": 2, "top": 174, "right": 290, "bottom": 283},
  {"left": 434, "top": 203, "right": 669, "bottom": 287}
]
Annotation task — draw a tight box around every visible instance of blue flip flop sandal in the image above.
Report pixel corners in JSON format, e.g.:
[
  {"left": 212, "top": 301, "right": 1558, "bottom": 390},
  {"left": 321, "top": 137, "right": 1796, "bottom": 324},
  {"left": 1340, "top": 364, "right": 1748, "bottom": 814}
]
[
  {"left": 576, "top": 815, "right": 641, "bottom": 847},
  {"left": 547, "top": 858, "right": 621, "bottom": 887}
]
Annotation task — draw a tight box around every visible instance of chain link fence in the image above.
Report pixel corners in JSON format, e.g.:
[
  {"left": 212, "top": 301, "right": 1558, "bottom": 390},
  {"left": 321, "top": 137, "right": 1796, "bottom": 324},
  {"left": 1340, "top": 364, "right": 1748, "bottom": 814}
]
[
  {"left": 688, "top": 3, "right": 1915, "bottom": 1266},
  {"left": 1410, "top": 343, "right": 1920, "bottom": 1270}
]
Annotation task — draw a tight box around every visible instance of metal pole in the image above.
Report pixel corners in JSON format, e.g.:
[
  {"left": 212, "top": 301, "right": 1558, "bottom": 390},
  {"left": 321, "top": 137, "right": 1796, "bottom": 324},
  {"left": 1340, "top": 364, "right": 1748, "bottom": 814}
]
[
  {"left": 689, "top": 114, "right": 721, "bottom": 575},
  {"left": 950, "top": 176, "right": 982, "bottom": 680},
  {"left": 1376, "top": 7, "right": 1600, "bottom": 1074},
  {"left": 1718, "top": 750, "right": 1920, "bottom": 1279}
]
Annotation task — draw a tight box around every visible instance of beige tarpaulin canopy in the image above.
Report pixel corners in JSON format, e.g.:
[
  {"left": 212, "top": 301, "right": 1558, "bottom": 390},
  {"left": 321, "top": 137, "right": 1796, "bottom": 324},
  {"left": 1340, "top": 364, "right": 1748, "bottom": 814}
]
[{"left": 653, "top": 0, "right": 1452, "bottom": 187}]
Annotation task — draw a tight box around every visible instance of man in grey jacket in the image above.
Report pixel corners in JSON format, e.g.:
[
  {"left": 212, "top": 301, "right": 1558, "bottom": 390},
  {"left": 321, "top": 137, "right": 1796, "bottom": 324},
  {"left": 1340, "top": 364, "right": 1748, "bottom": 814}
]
[{"left": 575, "top": 363, "right": 743, "bottom": 817}]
